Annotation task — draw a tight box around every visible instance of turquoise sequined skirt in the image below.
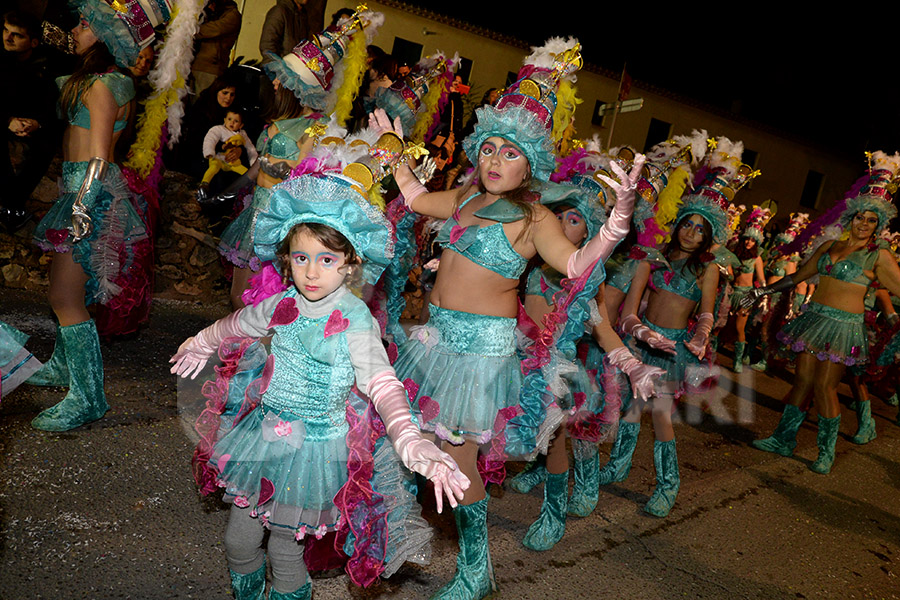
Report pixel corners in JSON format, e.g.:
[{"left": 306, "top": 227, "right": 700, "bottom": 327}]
[
  {"left": 33, "top": 162, "right": 147, "bottom": 305},
  {"left": 776, "top": 301, "right": 867, "bottom": 366},
  {"left": 218, "top": 185, "right": 271, "bottom": 269},
  {"left": 213, "top": 403, "right": 349, "bottom": 531},
  {"left": 730, "top": 285, "right": 753, "bottom": 312},
  {"left": 394, "top": 304, "right": 521, "bottom": 444},
  {"left": 624, "top": 321, "right": 702, "bottom": 403}
]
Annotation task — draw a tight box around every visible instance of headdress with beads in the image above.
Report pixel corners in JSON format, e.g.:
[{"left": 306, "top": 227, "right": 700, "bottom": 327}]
[
  {"left": 741, "top": 205, "right": 773, "bottom": 244},
  {"left": 462, "top": 37, "right": 582, "bottom": 182},
  {"left": 374, "top": 51, "right": 458, "bottom": 143},
  {"left": 774, "top": 212, "right": 810, "bottom": 245},
  {"left": 263, "top": 5, "right": 384, "bottom": 118},
  {"left": 77, "top": 0, "right": 172, "bottom": 67},
  {"left": 674, "top": 136, "right": 760, "bottom": 244},
  {"left": 840, "top": 151, "right": 900, "bottom": 234},
  {"left": 255, "top": 123, "right": 425, "bottom": 285}
]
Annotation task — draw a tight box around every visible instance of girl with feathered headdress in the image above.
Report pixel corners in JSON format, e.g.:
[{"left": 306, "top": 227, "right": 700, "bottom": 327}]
[{"left": 744, "top": 151, "right": 900, "bottom": 473}]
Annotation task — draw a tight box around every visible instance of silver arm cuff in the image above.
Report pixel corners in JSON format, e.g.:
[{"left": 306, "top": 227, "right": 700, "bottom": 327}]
[{"left": 70, "top": 156, "right": 109, "bottom": 242}]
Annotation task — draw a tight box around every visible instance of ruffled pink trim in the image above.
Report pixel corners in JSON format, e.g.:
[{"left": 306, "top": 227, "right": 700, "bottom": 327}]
[
  {"left": 333, "top": 388, "right": 388, "bottom": 588},
  {"left": 192, "top": 337, "right": 259, "bottom": 495},
  {"left": 568, "top": 354, "right": 622, "bottom": 443},
  {"left": 477, "top": 405, "right": 522, "bottom": 485}
]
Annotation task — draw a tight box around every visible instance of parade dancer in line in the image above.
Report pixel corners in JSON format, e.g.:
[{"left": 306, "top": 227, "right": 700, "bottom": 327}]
[
  {"left": 728, "top": 206, "right": 769, "bottom": 372},
  {"left": 388, "top": 38, "right": 643, "bottom": 599},
  {"left": 745, "top": 151, "right": 900, "bottom": 474},
  {"left": 28, "top": 0, "right": 170, "bottom": 431}
]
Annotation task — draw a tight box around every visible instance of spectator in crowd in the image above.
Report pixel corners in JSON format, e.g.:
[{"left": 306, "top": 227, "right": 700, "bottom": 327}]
[
  {"left": 174, "top": 76, "right": 244, "bottom": 180},
  {"left": 259, "top": 0, "right": 325, "bottom": 61},
  {"left": 0, "top": 9, "right": 64, "bottom": 232},
  {"left": 329, "top": 6, "right": 353, "bottom": 27},
  {"left": 190, "top": 0, "right": 241, "bottom": 98}
]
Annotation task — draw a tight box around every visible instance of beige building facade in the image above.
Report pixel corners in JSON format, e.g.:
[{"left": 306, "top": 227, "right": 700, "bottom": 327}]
[{"left": 231, "top": 0, "right": 859, "bottom": 222}]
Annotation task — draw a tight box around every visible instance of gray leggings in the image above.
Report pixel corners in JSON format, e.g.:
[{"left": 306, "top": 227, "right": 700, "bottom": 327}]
[{"left": 224, "top": 505, "right": 309, "bottom": 594}]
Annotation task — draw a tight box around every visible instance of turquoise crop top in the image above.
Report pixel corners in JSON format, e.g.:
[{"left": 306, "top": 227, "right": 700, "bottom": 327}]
[
  {"left": 817, "top": 245, "right": 878, "bottom": 287},
  {"left": 739, "top": 257, "right": 757, "bottom": 274},
  {"left": 435, "top": 194, "right": 529, "bottom": 280},
  {"left": 257, "top": 114, "right": 325, "bottom": 160},
  {"left": 651, "top": 257, "right": 703, "bottom": 303},
  {"left": 58, "top": 71, "right": 135, "bottom": 133}
]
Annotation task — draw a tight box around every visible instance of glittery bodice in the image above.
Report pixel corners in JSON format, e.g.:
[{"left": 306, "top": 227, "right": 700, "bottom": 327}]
[
  {"left": 651, "top": 258, "right": 702, "bottom": 303},
  {"left": 817, "top": 246, "right": 878, "bottom": 287},
  {"left": 436, "top": 194, "right": 528, "bottom": 279},
  {"left": 739, "top": 258, "right": 756, "bottom": 274},
  {"left": 59, "top": 71, "right": 134, "bottom": 132},
  {"left": 262, "top": 289, "right": 371, "bottom": 440},
  {"left": 257, "top": 114, "right": 324, "bottom": 160}
]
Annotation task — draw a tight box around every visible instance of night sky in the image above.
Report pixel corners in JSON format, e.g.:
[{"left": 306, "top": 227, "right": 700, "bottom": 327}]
[{"left": 401, "top": 1, "right": 899, "bottom": 160}]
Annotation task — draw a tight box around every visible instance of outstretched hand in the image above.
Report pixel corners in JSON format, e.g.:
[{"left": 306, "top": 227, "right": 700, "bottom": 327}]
[
  {"left": 739, "top": 288, "right": 764, "bottom": 310},
  {"left": 597, "top": 154, "right": 646, "bottom": 207},
  {"left": 368, "top": 108, "right": 404, "bottom": 138},
  {"left": 169, "top": 337, "right": 210, "bottom": 380},
  {"left": 400, "top": 438, "right": 470, "bottom": 513}
]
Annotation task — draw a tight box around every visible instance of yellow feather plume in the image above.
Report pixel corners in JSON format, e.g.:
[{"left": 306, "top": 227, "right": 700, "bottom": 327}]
[
  {"left": 653, "top": 165, "right": 691, "bottom": 244},
  {"left": 331, "top": 31, "right": 367, "bottom": 127},
  {"left": 551, "top": 79, "right": 581, "bottom": 143},
  {"left": 367, "top": 183, "right": 386, "bottom": 211},
  {"left": 410, "top": 75, "right": 447, "bottom": 144},
  {"left": 124, "top": 78, "right": 182, "bottom": 178}
]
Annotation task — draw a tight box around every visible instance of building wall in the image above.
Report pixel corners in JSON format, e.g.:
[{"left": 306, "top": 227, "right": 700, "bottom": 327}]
[{"left": 229, "top": 0, "right": 859, "bottom": 219}]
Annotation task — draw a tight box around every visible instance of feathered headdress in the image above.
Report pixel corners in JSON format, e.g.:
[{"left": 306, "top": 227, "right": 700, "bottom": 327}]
[
  {"left": 840, "top": 151, "right": 900, "bottom": 234},
  {"left": 374, "top": 51, "right": 459, "bottom": 143},
  {"left": 742, "top": 205, "right": 773, "bottom": 243},
  {"left": 462, "top": 37, "right": 582, "bottom": 182},
  {"left": 77, "top": 0, "right": 172, "bottom": 67},
  {"left": 263, "top": 5, "right": 384, "bottom": 119}
]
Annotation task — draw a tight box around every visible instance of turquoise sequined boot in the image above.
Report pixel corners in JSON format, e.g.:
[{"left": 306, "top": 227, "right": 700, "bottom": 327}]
[
  {"left": 522, "top": 471, "right": 568, "bottom": 551},
  {"left": 751, "top": 404, "right": 806, "bottom": 456},
  {"left": 810, "top": 415, "right": 841, "bottom": 474},
  {"left": 850, "top": 400, "right": 877, "bottom": 445},
  {"left": 31, "top": 320, "right": 109, "bottom": 431},
  {"left": 431, "top": 496, "right": 495, "bottom": 600},
  {"left": 598, "top": 420, "right": 640, "bottom": 485},
  {"left": 643, "top": 439, "right": 680, "bottom": 518},
  {"left": 733, "top": 341, "right": 746, "bottom": 373},
  {"left": 230, "top": 559, "right": 266, "bottom": 600},
  {"left": 568, "top": 440, "right": 599, "bottom": 517},
  {"left": 507, "top": 455, "right": 547, "bottom": 494},
  {"left": 269, "top": 582, "right": 311, "bottom": 600},
  {"left": 25, "top": 325, "right": 68, "bottom": 386}
]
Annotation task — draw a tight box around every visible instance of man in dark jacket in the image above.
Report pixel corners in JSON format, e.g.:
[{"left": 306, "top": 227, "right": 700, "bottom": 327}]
[
  {"left": 190, "top": 0, "right": 241, "bottom": 97},
  {"left": 0, "top": 9, "right": 65, "bottom": 232},
  {"left": 259, "top": 0, "right": 325, "bottom": 61}
]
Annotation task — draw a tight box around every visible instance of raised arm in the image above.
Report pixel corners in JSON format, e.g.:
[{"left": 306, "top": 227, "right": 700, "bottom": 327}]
[{"left": 393, "top": 162, "right": 462, "bottom": 220}]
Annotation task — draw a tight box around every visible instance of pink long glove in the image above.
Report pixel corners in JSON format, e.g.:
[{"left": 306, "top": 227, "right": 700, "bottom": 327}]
[
  {"left": 368, "top": 371, "right": 470, "bottom": 513},
  {"left": 685, "top": 312, "right": 714, "bottom": 359},
  {"left": 567, "top": 154, "right": 647, "bottom": 278},
  {"left": 607, "top": 346, "right": 666, "bottom": 402},
  {"left": 621, "top": 314, "right": 677, "bottom": 355},
  {"left": 169, "top": 311, "right": 249, "bottom": 379}
]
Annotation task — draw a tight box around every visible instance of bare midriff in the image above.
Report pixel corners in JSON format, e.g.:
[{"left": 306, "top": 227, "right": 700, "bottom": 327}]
[
  {"left": 810, "top": 276, "right": 868, "bottom": 314},
  {"left": 644, "top": 288, "right": 697, "bottom": 331}
]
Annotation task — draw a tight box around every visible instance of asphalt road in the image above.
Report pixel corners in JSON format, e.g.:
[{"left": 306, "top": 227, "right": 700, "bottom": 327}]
[{"left": 1, "top": 287, "right": 898, "bottom": 599}]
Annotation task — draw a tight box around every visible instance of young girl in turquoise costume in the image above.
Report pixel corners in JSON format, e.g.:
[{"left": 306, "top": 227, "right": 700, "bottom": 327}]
[
  {"left": 386, "top": 38, "right": 645, "bottom": 599},
  {"left": 745, "top": 151, "right": 900, "bottom": 473},
  {"left": 218, "top": 6, "right": 381, "bottom": 309},
  {"left": 27, "top": 0, "right": 170, "bottom": 431},
  {"left": 172, "top": 135, "right": 469, "bottom": 600},
  {"left": 599, "top": 157, "right": 739, "bottom": 518},
  {"left": 514, "top": 176, "right": 665, "bottom": 551},
  {"left": 728, "top": 207, "right": 769, "bottom": 372}
]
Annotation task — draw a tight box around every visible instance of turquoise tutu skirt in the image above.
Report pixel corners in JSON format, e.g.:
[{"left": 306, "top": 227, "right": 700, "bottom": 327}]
[
  {"left": 776, "top": 301, "right": 867, "bottom": 366},
  {"left": 394, "top": 304, "right": 521, "bottom": 444},
  {"left": 33, "top": 161, "right": 147, "bottom": 305},
  {"left": 218, "top": 185, "right": 272, "bottom": 269},
  {"left": 213, "top": 403, "right": 349, "bottom": 532},
  {"left": 730, "top": 285, "right": 753, "bottom": 312},
  {"left": 624, "top": 320, "right": 708, "bottom": 402}
]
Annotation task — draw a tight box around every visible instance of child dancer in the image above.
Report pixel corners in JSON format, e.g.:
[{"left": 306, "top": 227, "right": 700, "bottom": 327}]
[
  {"left": 517, "top": 176, "right": 665, "bottom": 551},
  {"left": 171, "top": 134, "right": 468, "bottom": 599},
  {"left": 387, "top": 38, "right": 645, "bottom": 599}
]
